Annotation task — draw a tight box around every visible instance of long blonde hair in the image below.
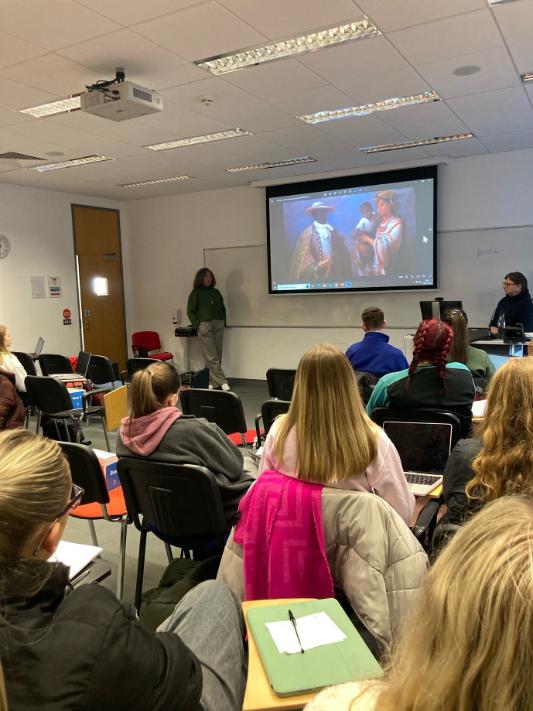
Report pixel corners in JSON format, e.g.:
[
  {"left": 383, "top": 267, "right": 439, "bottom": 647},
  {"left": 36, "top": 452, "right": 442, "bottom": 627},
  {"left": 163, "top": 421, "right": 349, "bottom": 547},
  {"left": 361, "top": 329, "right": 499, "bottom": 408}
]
[
  {"left": 0, "top": 325, "right": 8, "bottom": 362},
  {"left": 466, "top": 357, "right": 533, "bottom": 503},
  {"left": 273, "top": 343, "right": 378, "bottom": 483},
  {"left": 128, "top": 362, "right": 180, "bottom": 421},
  {"left": 0, "top": 430, "right": 71, "bottom": 711},
  {"left": 363, "top": 497, "right": 533, "bottom": 711}
]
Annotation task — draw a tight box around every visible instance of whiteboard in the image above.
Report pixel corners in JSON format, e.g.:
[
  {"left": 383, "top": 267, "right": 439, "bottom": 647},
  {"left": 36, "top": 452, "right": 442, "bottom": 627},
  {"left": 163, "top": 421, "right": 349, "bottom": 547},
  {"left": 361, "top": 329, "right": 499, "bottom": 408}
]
[{"left": 205, "top": 226, "right": 533, "bottom": 329}]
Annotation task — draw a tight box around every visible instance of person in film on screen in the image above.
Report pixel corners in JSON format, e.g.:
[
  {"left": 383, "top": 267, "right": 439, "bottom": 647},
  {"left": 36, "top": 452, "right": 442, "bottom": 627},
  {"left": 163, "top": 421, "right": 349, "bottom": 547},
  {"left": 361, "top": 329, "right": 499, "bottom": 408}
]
[
  {"left": 373, "top": 190, "right": 404, "bottom": 276},
  {"left": 289, "top": 200, "right": 352, "bottom": 283}
]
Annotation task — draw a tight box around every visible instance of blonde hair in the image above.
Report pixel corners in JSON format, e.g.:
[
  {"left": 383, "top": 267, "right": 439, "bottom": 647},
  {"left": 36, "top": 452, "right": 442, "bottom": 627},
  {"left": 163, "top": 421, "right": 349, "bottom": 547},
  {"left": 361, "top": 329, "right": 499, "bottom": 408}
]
[
  {"left": 357, "top": 497, "right": 533, "bottom": 711},
  {"left": 273, "top": 343, "right": 378, "bottom": 483},
  {"left": 0, "top": 430, "right": 71, "bottom": 711},
  {"left": 466, "top": 358, "right": 533, "bottom": 503},
  {"left": 0, "top": 325, "right": 8, "bottom": 363},
  {"left": 128, "top": 362, "right": 180, "bottom": 421}
]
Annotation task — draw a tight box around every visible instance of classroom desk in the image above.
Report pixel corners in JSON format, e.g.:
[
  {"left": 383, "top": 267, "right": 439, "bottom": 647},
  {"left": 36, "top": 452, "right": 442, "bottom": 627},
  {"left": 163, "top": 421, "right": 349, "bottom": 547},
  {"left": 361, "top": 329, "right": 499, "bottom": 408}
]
[
  {"left": 470, "top": 338, "right": 529, "bottom": 357},
  {"left": 242, "top": 598, "right": 317, "bottom": 711}
]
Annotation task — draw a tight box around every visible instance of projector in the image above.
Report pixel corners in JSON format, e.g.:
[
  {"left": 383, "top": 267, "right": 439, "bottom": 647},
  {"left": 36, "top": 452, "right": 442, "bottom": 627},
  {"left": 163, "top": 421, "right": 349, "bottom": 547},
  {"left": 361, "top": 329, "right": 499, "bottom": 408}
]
[{"left": 80, "top": 80, "right": 163, "bottom": 121}]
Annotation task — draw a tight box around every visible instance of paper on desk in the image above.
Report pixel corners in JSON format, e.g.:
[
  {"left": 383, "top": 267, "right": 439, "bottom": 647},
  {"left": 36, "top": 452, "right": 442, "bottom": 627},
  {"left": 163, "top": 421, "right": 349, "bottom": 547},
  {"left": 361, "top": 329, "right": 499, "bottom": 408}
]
[
  {"left": 266, "top": 612, "right": 347, "bottom": 655},
  {"left": 472, "top": 399, "right": 487, "bottom": 418},
  {"left": 49, "top": 540, "right": 103, "bottom": 580}
]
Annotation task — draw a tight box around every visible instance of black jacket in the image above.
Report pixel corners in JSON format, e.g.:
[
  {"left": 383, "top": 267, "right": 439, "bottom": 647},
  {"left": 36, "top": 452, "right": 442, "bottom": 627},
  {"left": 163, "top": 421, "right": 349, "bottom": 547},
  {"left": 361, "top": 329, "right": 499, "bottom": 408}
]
[
  {"left": 489, "top": 290, "right": 533, "bottom": 331},
  {"left": 1, "top": 563, "right": 203, "bottom": 711},
  {"left": 441, "top": 437, "right": 483, "bottom": 525}
]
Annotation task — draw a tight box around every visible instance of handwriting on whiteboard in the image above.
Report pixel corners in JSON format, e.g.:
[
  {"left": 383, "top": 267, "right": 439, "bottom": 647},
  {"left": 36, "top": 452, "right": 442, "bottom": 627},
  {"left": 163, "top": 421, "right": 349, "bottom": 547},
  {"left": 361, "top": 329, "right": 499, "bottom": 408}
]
[{"left": 477, "top": 248, "right": 500, "bottom": 257}]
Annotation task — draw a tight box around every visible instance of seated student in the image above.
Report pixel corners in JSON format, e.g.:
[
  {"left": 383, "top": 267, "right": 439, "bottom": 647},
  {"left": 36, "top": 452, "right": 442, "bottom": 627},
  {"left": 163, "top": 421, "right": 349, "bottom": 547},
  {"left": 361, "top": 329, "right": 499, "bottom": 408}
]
[
  {"left": 116, "top": 362, "right": 255, "bottom": 527},
  {"left": 0, "top": 429, "right": 246, "bottom": 711},
  {"left": 0, "top": 324, "right": 27, "bottom": 392},
  {"left": 305, "top": 496, "right": 533, "bottom": 711},
  {"left": 345, "top": 306, "right": 408, "bottom": 376},
  {"left": 442, "top": 307, "right": 495, "bottom": 380},
  {"left": 259, "top": 343, "right": 414, "bottom": 525},
  {"left": 366, "top": 319, "right": 475, "bottom": 437},
  {"left": 442, "top": 356, "right": 533, "bottom": 526}
]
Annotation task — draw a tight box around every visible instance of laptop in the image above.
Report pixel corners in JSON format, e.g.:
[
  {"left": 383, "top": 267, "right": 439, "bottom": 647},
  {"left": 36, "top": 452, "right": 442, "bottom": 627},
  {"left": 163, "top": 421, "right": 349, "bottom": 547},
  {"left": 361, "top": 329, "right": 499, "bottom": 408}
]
[
  {"left": 382, "top": 420, "right": 453, "bottom": 496},
  {"left": 31, "top": 336, "right": 44, "bottom": 359}
]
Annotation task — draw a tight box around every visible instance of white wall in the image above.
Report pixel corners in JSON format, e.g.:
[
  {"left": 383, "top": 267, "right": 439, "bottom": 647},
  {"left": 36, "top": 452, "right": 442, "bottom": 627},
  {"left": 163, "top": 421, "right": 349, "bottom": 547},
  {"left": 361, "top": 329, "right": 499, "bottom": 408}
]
[
  {"left": 124, "top": 149, "right": 533, "bottom": 379},
  {"left": 0, "top": 183, "right": 127, "bottom": 356}
]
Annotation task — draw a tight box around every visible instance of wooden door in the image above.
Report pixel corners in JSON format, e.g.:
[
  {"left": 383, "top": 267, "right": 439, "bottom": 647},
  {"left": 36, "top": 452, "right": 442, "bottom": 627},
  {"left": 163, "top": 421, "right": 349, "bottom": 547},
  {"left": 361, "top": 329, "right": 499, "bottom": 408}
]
[{"left": 72, "top": 205, "right": 127, "bottom": 372}]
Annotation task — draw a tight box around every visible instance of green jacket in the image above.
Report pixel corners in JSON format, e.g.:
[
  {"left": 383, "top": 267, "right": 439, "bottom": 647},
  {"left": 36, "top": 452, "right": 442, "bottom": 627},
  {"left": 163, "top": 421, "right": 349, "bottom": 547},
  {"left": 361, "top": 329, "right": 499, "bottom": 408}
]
[{"left": 187, "top": 286, "right": 226, "bottom": 328}]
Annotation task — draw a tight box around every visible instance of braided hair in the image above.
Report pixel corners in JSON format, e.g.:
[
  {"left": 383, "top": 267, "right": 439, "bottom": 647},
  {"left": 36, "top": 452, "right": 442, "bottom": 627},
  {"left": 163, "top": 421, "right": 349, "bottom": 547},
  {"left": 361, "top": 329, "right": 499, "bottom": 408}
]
[{"left": 408, "top": 319, "right": 454, "bottom": 393}]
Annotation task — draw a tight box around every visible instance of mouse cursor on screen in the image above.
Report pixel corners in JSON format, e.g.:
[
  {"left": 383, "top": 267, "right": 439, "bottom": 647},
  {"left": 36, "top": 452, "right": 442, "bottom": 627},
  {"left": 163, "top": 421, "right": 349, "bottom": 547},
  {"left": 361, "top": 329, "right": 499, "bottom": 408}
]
[{"left": 422, "top": 236, "right": 428, "bottom": 244}]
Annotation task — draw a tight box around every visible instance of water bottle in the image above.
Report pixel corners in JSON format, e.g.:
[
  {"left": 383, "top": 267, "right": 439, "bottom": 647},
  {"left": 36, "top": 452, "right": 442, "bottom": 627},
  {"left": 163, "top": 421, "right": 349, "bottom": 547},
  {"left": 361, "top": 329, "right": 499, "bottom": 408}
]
[{"left": 497, "top": 312, "right": 506, "bottom": 338}]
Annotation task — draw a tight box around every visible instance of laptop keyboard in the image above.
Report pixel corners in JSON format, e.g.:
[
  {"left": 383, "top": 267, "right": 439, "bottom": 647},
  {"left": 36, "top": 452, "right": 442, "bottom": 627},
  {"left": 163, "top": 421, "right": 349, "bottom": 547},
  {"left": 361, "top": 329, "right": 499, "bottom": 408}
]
[{"left": 405, "top": 471, "right": 441, "bottom": 486}]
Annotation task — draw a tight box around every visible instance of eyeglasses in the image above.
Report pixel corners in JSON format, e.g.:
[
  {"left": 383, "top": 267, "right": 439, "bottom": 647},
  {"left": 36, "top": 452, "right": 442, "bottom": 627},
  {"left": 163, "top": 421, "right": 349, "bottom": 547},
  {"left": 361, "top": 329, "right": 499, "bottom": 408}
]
[
  {"left": 32, "top": 483, "right": 85, "bottom": 556},
  {"left": 503, "top": 281, "right": 518, "bottom": 287}
]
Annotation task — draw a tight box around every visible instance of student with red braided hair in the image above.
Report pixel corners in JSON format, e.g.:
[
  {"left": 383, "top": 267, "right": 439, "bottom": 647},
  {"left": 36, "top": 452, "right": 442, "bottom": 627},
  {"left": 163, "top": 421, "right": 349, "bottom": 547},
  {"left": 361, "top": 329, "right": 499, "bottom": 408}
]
[{"left": 366, "top": 320, "right": 475, "bottom": 437}]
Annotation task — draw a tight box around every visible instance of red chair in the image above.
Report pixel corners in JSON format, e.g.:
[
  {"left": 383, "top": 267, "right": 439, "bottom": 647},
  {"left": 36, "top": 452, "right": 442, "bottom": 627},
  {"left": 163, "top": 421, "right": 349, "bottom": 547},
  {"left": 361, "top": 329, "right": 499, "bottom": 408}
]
[{"left": 131, "top": 331, "right": 173, "bottom": 361}]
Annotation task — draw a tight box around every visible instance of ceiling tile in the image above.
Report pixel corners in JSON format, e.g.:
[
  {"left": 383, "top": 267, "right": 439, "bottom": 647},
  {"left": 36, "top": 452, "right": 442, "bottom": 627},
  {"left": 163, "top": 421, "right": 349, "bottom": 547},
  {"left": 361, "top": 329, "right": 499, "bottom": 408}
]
[
  {"left": 357, "top": 0, "right": 485, "bottom": 33},
  {"left": 0, "top": 31, "right": 48, "bottom": 69},
  {"left": 0, "top": 54, "right": 98, "bottom": 95},
  {"left": 132, "top": 2, "right": 266, "bottom": 62},
  {"left": 492, "top": 1, "right": 533, "bottom": 72},
  {"left": 388, "top": 9, "right": 502, "bottom": 66},
  {"left": 332, "top": 66, "right": 431, "bottom": 105},
  {"left": 0, "top": 0, "right": 120, "bottom": 51},
  {"left": 223, "top": 58, "right": 326, "bottom": 101},
  {"left": 379, "top": 101, "right": 469, "bottom": 139},
  {"left": 0, "top": 77, "right": 56, "bottom": 111},
  {"left": 314, "top": 114, "right": 409, "bottom": 149},
  {"left": 258, "top": 125, "right": 354, "bottom": 158},
  {"left": 217, "top": 0, "right": 363, "bottom": 39},
  {"left": 266, "top": 85, "right": 356, "bottom": 118},
  {"left": 0, "top": 107, "right": 38, "bottom": 128},
  {"left": 479, "top": 128, "right": 533, "bottom": 154},
  {"left": 75, "top": 0, "right": 205, "bottom": 26},
  {"left": 417, "top": 46, "right": 519, "bottom": 99},
  {"left": 423, "top": 137, "right": 488, "bottom": 158},
  {"left": 373, "top": 146, "right": 432, "bottom": 164},
  {"left": 137, "top": 102, "right": 231, "bottom": 136},
  {"left": 447, "top": 86, "right": 533, "bottom": 136}
]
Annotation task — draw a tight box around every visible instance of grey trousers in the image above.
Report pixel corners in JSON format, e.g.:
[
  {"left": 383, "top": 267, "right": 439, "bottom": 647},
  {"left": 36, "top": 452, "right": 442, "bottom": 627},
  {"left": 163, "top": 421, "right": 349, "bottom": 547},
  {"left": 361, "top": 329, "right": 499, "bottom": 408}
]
[
  {"left": 157, "top": 580, "right": 246, "bottom": 711},
  {"left": 197, "top": 320, "right": 227, "bottom": 387}
]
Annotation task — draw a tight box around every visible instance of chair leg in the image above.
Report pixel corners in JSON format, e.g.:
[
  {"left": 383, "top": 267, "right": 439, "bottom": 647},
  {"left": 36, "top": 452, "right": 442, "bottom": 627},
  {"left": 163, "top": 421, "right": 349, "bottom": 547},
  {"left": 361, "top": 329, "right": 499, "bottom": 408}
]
[
  {"left": 164, "top": 542, "right": 173, "bottom": 563},
  {"left": 240, "top": 433, "right": 247, "bottom": 447},
  {"left": 135, "top": 529, "right": 148, "bottom": 611},
  {"left": 116, "top": 518, "right": 128, "bottom": 600},
  {"left": 102, "top": 420, "right": 110, "bottom": 450},
  {"left": 53, "top": 420, "right": 63, "bottom": 441},
  {"left": 88, "top": 520, "right": 99, "bottom": 546}
]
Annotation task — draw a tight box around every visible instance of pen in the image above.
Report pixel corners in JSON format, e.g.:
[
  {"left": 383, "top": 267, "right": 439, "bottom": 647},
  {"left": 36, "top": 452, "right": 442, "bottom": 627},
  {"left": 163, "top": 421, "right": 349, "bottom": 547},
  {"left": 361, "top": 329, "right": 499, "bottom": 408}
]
[{"left": 288, "top": 609, "right": 304, "bottom": 654}]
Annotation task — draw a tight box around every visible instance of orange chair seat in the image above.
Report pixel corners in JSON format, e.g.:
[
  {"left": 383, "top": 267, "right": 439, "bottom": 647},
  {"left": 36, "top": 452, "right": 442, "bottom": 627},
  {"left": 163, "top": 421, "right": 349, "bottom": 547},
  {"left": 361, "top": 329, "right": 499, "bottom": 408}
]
[
  {"left": 228, "top": 429, "right": 257, "bottom": 446},
  {"left": 71, "top": 485, "right": 127, "bottom": 519},
  {"left": 150, "top": 351, "right": 173, "bottom": 361}
]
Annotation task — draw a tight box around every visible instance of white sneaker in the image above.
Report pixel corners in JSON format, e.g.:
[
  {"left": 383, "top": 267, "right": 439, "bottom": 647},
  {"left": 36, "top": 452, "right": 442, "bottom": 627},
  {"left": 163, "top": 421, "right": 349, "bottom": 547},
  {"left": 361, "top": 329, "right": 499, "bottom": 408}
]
[{"left": 221, "top": 382, "right": 231, "bottom": 391}]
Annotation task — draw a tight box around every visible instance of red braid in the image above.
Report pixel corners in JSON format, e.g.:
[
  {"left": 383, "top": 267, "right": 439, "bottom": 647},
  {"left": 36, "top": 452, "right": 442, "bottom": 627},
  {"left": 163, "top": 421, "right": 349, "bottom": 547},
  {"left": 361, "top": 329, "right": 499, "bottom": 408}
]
[{"left": 407, "top": 319, "right": 454, "bottom": 393}]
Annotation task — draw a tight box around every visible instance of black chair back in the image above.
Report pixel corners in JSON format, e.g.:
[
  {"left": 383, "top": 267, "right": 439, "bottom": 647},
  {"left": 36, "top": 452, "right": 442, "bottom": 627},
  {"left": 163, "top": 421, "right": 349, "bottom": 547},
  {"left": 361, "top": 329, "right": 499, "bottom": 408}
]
[
  {"left": 261, "top": 399, "right": 290, "bottom": 434},
  {"left": 117, "top": 458, "right": 227, "bottom": 539},
  {"left": 88, "top": 355, "right": 116, "bottom": 385},
  {"left": 354, "top": 371, "right": 380, "bottom": 405},
  {"left": 76, "top": 351, "right": 92, "bottom": 377},
  {"left": 266, "top": 368, "right": 296, "bottom": 400},
  {"left": 39, "top": 353, "right": 73, "bottom": 376},
  {"left": 370, "top": 407, "right": 462, "bottom": 448},
  {"left": 12, "top": 352, "right": 37, "bottom": 376},
  {"left": 25, "top": 375, "right": 75, "bottom": 414},
  {"left": 126, "top": 357, "right": 159, "bottom": 380},
  {"left": 59, "top": 442, "right": 110, "bottom": 506},
  {"left": 179, "top": 388, "right": 247, "bottom": 435}
]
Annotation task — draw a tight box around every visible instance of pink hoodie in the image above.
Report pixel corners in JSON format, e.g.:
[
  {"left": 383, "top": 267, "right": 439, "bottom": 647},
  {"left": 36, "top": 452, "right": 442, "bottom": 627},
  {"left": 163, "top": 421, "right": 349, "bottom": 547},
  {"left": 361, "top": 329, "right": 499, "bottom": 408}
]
[{"left": 119, "top": 407, "right": 181, "bottom": 456}]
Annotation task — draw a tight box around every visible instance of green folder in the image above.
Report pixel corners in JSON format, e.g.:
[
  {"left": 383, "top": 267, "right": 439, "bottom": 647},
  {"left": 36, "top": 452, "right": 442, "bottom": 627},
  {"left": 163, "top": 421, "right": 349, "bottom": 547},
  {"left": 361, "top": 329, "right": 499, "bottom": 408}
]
[{"left": 246, "top": 599, "right": 383, "bottom": 697}]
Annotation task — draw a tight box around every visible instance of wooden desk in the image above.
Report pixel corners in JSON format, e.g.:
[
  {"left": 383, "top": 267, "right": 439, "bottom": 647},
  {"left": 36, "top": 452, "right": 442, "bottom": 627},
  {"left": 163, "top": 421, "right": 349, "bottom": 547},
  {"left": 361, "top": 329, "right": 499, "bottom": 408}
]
[{"left": 242, "top": 599, "right": 316, "bottom": 711}]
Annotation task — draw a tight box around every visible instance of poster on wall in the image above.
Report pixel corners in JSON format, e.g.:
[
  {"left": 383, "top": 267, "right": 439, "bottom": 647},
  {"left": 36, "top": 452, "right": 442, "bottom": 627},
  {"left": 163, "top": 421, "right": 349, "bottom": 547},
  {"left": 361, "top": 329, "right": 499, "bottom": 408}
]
[
  {"left": 48, "top": 276, "right": 62, "bottom": 298},
  {"left": 30, "top": 276, "right": 46, "bottom": 299}
]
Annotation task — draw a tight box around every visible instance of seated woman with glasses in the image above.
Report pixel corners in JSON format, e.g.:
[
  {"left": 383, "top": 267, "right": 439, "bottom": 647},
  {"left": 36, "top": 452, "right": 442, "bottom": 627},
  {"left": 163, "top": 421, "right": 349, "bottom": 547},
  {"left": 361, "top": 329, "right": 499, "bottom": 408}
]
[
  {"left": 442, "top": 308, "right": 495, "bottom": 381},
  {"left": 489, "top": 271, "right": 533, "bottom": 335},
  {"left": 0, "top": 429, "right": 245, "bottom": 711}
]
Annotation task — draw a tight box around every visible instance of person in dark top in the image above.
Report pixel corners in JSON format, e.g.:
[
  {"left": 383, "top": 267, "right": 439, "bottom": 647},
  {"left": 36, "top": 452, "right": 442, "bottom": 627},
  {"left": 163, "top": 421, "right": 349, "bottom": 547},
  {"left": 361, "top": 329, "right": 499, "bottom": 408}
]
[
  {"left": 366, "top": 319, "right": 475, "bottom": 437},
  {"left": 489, "top": 271, "right": 533, "bottom": 334},
  {"left": 345, "top": 306, "right": 408, "bottom": 376},
  {"left": 0, "top": 429, "right": 246, "bottom": 711},
  {"left": 442, "top": 356, "right": 533, "bottom": 526}
]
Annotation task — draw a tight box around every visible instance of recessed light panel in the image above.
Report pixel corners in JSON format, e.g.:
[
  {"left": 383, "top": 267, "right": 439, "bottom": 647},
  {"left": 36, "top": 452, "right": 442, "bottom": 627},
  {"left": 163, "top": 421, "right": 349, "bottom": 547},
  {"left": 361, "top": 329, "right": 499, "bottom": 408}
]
[
  {"left": 145, "top": 128, "right": 252, "bottom": 151},
  {"left": 359, "top": 133, "right": 474, "bottom": 153},
  {"left": 226, "top": 156, "right": 317, "bottom": 172},
  {"left": 30, "top": 155, "right": 113, "bottom": 172},
  {"left": 299, "top": 91, "right": 440, "bottom": 124},
  {"left": 118, "top": 175, "right": 193, "bottom": 187},
  {"left": 20, "top": 96, "right": 81, "bottom": 118}
]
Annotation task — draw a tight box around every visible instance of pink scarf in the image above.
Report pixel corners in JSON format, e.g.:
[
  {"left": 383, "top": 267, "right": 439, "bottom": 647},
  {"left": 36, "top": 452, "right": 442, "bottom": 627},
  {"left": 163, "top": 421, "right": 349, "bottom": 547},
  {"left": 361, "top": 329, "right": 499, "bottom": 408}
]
[{"left": 234, "top": 470, "right": 333, "bottom": 601}]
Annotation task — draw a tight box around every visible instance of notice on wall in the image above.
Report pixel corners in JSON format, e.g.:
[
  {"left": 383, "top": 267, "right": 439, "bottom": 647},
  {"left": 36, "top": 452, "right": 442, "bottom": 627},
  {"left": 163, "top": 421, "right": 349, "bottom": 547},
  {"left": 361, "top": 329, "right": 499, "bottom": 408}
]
[
  {"left": 48, "top": 276, "right": 62, "bottom": 298},
  {"left": 30, "top": 275, "right": 46, "bottom": 299}
]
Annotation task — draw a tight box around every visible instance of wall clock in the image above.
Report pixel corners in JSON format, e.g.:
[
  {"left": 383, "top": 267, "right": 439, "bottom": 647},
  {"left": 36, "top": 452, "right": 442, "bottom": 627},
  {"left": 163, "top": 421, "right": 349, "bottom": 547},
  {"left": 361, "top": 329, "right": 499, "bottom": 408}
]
[{"left": 0, "top": 235, "right": 10, "bottom": 259}]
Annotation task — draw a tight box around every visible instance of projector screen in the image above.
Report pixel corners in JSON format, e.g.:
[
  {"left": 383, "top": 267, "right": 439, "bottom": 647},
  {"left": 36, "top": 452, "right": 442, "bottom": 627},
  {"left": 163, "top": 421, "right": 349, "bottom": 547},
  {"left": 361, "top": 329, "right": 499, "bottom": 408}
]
[{"left": 266, "top": 165, "right": 437, "bottom": 294}]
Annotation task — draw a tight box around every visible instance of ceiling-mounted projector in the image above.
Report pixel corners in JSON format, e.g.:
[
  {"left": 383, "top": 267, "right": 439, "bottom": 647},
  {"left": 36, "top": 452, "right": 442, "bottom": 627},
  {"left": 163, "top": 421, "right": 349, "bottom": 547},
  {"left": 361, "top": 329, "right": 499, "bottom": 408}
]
[{"left": 80, "top": 69, "right": 162, "bottom": 121}]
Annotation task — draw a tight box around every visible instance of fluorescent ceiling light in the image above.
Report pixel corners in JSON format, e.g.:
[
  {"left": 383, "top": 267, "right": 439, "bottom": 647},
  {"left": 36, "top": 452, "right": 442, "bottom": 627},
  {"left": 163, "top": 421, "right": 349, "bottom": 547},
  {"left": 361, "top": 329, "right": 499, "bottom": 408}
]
[
  {"left": 195, "top": 18, "right": 380, "bottom": 75},
  {"left": 20, "top": 96, "right": 81, "bottom": 118},
  {"left": 299, "top": 91, "right": 439, "bottom": 124},
  {"left": 359, "top": 133, "right": 475, "bottom": 153},
  {"left": 30, "top": 155, "right": 113, "bottom": 172},
  {"left": 226, "top": 156, "right": 317, "bottom": 173},
  {"left": 521, "top": 72, "right": 533, "bottom": 83},
  {"left": 488, "top": 0, "right": 518, "bottom": 5},
  {"left": 118, "top": 175, "right": 194, "bottom": 187},
  {"left": 145, "top": 128, "right": 252, "bottom": 151}
]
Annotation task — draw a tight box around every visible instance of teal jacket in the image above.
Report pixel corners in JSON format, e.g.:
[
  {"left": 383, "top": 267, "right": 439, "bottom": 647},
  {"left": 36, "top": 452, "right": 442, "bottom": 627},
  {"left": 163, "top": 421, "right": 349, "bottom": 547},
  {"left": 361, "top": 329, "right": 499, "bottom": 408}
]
[{"left": 187, "top": 287, "right": 226, "bottom": 328}]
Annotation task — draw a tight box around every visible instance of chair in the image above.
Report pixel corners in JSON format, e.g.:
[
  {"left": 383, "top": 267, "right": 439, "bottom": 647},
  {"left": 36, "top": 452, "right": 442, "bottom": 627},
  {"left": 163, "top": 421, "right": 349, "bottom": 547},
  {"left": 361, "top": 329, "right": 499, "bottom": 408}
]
[
  {"left": 131, "top": 331, "right": 173, "bottom": 361},
  {"left": 117, "top": 458, "right": 229, "bottom": 609},
  {"left": 87, "top": 354, "right": 117, "bottom": 395},
  {"left": 59, "top": 442, "right": 128, "bottom": 598},
  {"left": 121, "top": 357, "right": 159, "bottom": 384},
  {"left": 179, "top": 388, "right": 250, "bottom": 445},
  {"left": 255, "top": 399, "right": 291, "bottom": 446},
  {"left": 266, "top": 368, "right": 296, "bottom": 401},
  {"left": 431, "top": 521, "right": 461, "bottom": 559},
  {"left": 12, "top": 351, "right": 37, "bottom": 376},
  {"left": 39, "top": 353, "right": 73, "bottom": 375},
  {"left": 25, "top": 375, "right": 110, "bottom": 449},
  {"left": 354, "top": 371, "right": 380, "bottom": 405}
]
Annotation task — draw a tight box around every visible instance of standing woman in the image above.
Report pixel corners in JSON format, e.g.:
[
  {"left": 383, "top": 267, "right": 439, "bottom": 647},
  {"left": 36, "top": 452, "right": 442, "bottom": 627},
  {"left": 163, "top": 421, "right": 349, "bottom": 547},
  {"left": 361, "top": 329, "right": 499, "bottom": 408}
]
[{"left": 187, "top": 268, "right": 229, "bottom": 391}]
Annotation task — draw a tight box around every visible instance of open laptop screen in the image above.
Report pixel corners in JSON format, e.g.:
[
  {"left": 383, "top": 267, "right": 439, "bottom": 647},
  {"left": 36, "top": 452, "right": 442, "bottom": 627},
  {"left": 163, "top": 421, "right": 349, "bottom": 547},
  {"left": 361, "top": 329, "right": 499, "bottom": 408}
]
[
  {"left": 34, "top": 337, "right": 44, "bottom": 358},
  {"left": 382, "top": 421, "right": 452, "bottom": 473}
]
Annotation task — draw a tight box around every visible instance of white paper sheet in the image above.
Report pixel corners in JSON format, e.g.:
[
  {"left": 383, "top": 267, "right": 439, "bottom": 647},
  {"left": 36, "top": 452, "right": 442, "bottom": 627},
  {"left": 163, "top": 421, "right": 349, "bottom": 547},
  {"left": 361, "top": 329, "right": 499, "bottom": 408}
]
[
  {"left": 49, "top": 540, "right": 103, "bottom": 580},
  {"left": 472, "top": 399, "right": 487, "bottom": 418},
  {"left": 266, "top": 611, "right": 346, "bottom": 655}
]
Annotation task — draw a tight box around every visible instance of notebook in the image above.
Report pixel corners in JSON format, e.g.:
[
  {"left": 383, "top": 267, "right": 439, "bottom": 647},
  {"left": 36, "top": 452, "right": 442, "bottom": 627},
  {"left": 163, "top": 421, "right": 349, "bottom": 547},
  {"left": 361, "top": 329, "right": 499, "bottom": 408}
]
[
  {"left": 49, "top": 540, "right": 103, "bottom": 580},
  {"left": 382, "top": 420, "right": 452, "bottom": 496},
  {"left": 246, "top": 598, "right": 382, "bottom": 697}
]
